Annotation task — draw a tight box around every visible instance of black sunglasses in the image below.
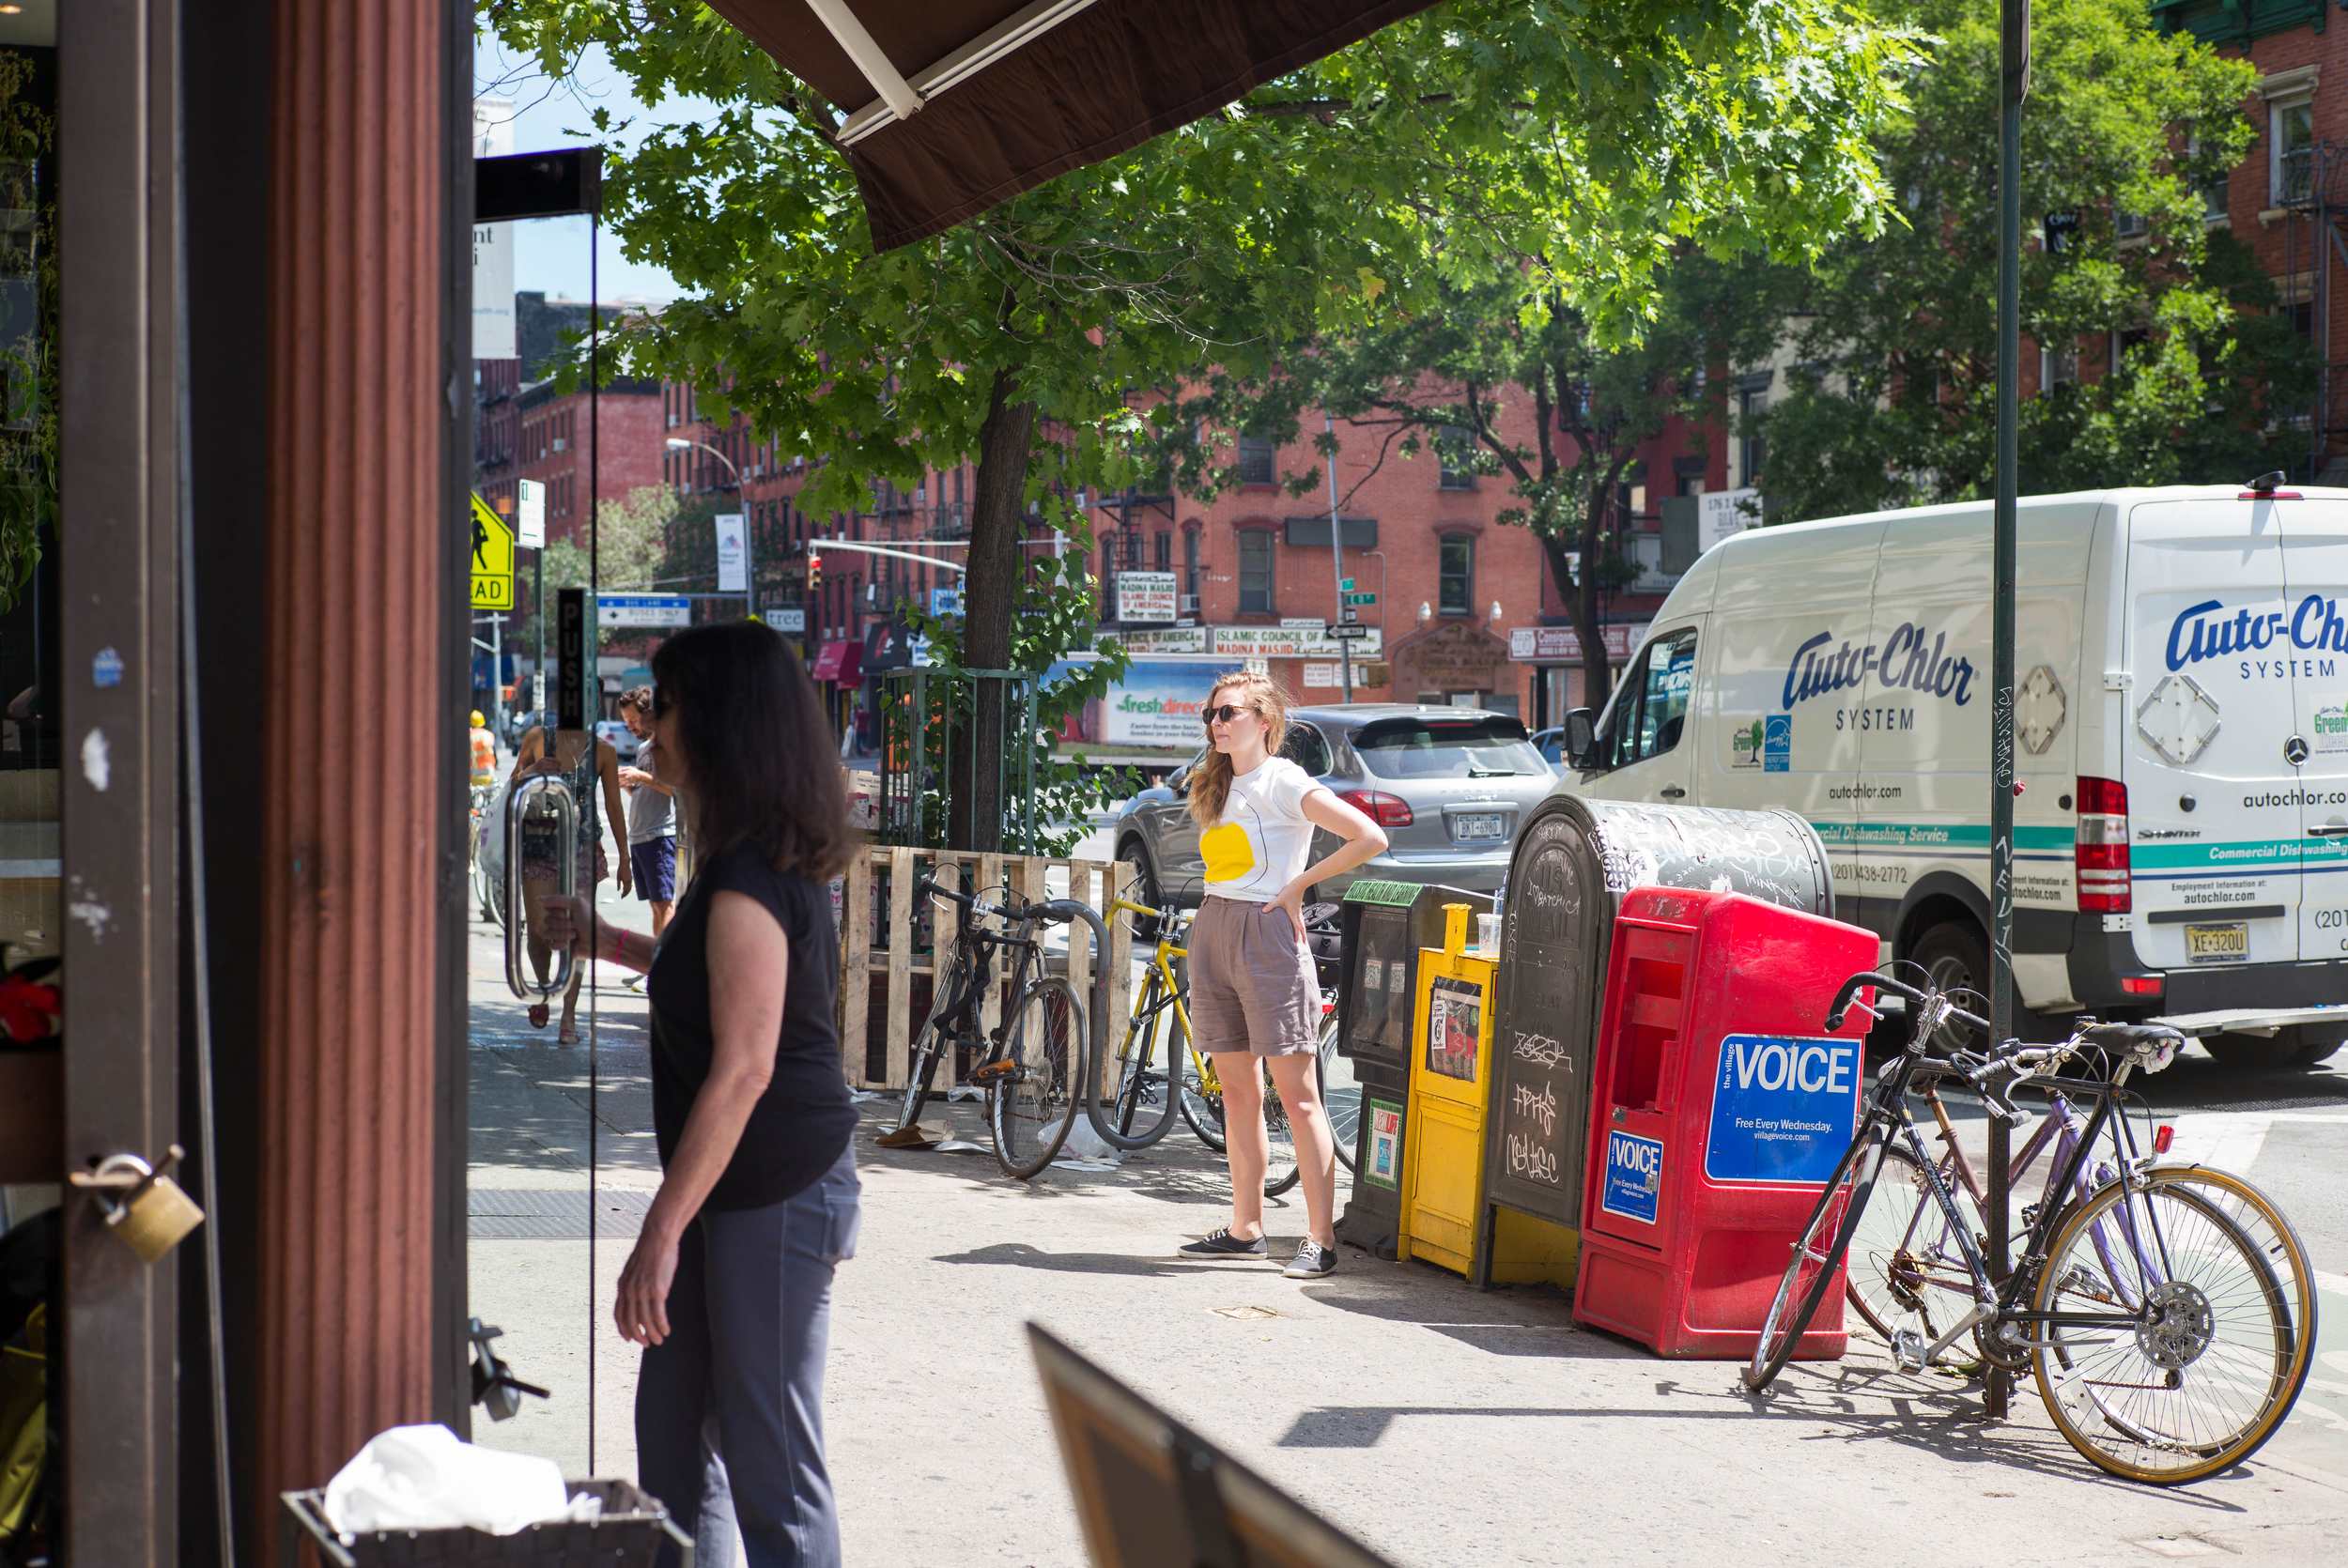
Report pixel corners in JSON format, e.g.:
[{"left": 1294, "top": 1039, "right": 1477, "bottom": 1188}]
[
  {"left": 1202, "top": 703, "right": 1253, "bottom": 727},
  {"left": 647, "top": 688, "right": 669, "bottom": 719}
]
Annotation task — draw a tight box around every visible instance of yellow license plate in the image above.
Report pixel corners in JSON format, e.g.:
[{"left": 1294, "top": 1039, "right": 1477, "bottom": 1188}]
[{"left": 2184, "top": 923, "right": 2249, "bottom": 963}]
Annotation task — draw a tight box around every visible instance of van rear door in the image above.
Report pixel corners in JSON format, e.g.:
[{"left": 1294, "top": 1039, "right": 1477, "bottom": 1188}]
[
  {"left": 2278, "top": 501, "right": 2348, "bottom": 961},
  {"left": 2124, "top": 500, "right": 2301, "bottom": 969}
]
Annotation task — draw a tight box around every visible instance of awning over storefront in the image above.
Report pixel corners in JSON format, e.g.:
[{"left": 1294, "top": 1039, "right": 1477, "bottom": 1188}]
[
  {"left": 811, "top": 639, "right": 864, "bottom": 683},
  {"left": 705, "top": 0, "right": 1443, "bottom": 249}
]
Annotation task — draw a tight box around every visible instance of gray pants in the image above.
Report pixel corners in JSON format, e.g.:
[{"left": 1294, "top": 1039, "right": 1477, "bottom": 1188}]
[{"left": 637, "top": 1144, "right": 861, "bottom": 1568}]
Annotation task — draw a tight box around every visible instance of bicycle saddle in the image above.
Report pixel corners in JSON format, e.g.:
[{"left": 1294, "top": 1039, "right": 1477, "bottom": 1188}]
[{"left": 2077, "top": 1021, "right": 2185, "bottom": 1059}]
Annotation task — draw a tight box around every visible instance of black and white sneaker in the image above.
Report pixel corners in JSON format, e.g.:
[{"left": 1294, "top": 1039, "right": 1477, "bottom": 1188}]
[
  {"left": 1178, "top": 1227, "right": 1269, "bottom": 1259},
  {"left": 1283, "top": 1239, "right": 1336, "bottom": 1279}
]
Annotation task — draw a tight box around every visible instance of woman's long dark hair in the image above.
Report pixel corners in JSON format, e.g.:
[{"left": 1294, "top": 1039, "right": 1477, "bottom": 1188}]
[{"left": 651, "top": 622, "right": 853, "bottom": 880}]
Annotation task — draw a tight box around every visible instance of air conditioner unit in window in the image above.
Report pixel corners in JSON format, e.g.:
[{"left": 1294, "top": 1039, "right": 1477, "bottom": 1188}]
[
  {"left": 1180, "top": 594, "right": 1199, "bottom": 613},
  {"left": 551, "top": 438, "right": 566, "bottom": 453}
]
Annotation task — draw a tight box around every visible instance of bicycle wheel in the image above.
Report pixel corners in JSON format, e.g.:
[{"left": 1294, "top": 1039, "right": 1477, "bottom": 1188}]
[
  {"left": 1317, "top": 1004, "right": 1357, "bottom": 1175},
  {"left": 990, "top": 976, "right": 1085, "bottom": 1179},
  {"left": 891, "top": 952, "right": 966, "bottom": 1134},
  {"left": 1103, "top": 976, "right": 1181, "bottom": 1148},
  {"left": 2032, "top": 1167, "right": 2315, "bottom": 1485},
  {"left": 1179, "top": 1052, "right": 1226, "bottom": 1153},
  {"left": 1846, "top": 1143, "right": 1985, "bottom": 1366},
  {"left": 1744, "top": 1123, "right": 1886, "bottom": 1391}
]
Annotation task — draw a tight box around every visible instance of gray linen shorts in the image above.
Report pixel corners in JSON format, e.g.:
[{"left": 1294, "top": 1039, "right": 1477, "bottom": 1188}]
[{"left": 1186, "top": 895, "right": 1319, "bottom": 1057}]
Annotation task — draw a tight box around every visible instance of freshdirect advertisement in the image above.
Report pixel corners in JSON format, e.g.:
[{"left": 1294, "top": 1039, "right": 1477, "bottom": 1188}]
[{"left": 1098, "top": 660, "right": 1222, "bottom": 746}]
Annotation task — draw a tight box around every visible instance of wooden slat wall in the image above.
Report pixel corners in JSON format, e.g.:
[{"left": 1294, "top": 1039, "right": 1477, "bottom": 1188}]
[{"left": 838, "top": 845, "right": 1138, "bottom": 1091}]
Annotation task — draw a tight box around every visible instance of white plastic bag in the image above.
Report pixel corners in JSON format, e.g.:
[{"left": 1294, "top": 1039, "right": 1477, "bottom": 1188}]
[
  {"left": 321, "top": 1422, "right": 580, "bottom": 1537},
  {"left": 1054, "top": 1118, "right": 1121, "bottom": 1169}
]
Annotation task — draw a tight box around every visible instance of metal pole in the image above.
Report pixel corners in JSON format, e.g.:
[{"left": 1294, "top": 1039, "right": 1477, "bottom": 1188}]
[
  {"left": 1986, "top": 0, "right": 2028, "bottom": 1423},
  {"left": 1324, "top": 410, "right": 1352, "bottom": 702}
]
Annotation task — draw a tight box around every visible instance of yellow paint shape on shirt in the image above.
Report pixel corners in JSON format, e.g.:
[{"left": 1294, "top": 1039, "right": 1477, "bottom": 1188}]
[{"left": 1200, "top": 822, "right": 1255, "bottom": 883}]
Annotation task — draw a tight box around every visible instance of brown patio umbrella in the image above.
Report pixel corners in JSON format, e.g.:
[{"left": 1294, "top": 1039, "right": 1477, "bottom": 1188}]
[{"left": 708, "top": 0, "right": 1442, "bottom": 250}]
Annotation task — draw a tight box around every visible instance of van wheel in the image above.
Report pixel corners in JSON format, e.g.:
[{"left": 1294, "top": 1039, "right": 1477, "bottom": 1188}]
[
  {"left": 1907, "top": 921, "right": 1990, "bottom": 1055},
  {"left": 2294, "top": 1025, "right": 2348, "bottom": 1067},
  {"left": 2203, "top": 1032, "right": 2303, "bottom": 1071}
]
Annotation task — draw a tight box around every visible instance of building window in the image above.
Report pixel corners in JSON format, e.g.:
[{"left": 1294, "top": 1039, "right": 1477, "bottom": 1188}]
[
  {"left": 1438, "top": 535, "right": 1474, "bottom": 616},
  {"left": 2273, "top": 98, "right": 2315, "bottom": 207},
  {"left": 1437, "top": 424, "right": 1477, "bottom": 489},
  {"left": 1737, "top": 375, "right": 1770, "bottom": 488},
  {"left": 1183, "top": 528, "right": 1201, "bottom": 607},
  {"left": 1155, "top": 530, "right": 1172, "bottom": 568},
  {"left": 1237, "top": 431, "right": 1275, "bottom": 486},
  {"left": 1673, "top": 455, "right": 1707, "bottom": 498},
  {"left": 1238, "top": 529, "right": 1274, "bottom": 613},
  {"left": 2044, "top": 341, "right": 2078, "bottom": 394}
]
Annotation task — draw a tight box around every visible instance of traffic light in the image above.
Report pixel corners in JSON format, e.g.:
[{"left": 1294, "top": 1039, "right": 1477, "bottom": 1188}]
[{"left": 808, "top": 551, "right": 822, "bottom": 589}]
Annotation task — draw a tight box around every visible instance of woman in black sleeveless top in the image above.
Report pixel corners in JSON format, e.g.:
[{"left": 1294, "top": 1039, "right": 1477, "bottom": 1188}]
[{"left": 543, "top": 622, "right": 857, "bottom": 1568}]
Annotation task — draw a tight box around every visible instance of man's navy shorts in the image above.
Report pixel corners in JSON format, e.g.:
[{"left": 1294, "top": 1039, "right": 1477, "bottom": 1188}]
[{"left": 630, "top": 836, "right": 677, "bottom": 902}]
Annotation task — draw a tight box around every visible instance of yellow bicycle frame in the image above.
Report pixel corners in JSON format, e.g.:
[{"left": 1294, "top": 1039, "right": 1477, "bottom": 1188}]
[{"left": 1110, "top": 897, "right": 1226, "bottom": 1097}]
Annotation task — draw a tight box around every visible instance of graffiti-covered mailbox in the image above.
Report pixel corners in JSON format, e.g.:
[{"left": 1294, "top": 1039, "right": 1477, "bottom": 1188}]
[{"left": 1474, "top": 795, "right": 1835, "bottom": 1286}]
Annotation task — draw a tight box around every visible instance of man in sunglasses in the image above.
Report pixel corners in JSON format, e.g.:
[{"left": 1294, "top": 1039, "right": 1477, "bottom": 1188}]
[{"left": 620, "top": 685, "right": 678, "bottom": 940}]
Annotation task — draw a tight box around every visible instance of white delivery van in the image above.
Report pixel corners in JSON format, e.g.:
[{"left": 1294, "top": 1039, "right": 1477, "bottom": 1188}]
[{"left": 1559, "top": 484, "right": 2348, "bottom": 1067}]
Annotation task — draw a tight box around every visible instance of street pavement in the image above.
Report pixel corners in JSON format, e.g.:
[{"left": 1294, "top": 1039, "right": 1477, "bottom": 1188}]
[{"left": 464, "top": 842, "right": 2348, "bottom": 1567}]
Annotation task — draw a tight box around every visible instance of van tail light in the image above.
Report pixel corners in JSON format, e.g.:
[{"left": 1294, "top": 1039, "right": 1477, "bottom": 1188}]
[
  {"left": 1336, "top": 790, "right": 1414, "bottom": 828},
  {"left": 2076, "top": 776, "right": 2131, "bottom": 914}
]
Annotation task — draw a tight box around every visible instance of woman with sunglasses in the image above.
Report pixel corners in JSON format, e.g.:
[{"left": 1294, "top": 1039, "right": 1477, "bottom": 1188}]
[
  {"left": 541, "top": 623, "right": 859, "bottom": 1568},
  {"left": 1176, "top": 670, "right": 1388, "bottom": 1278}
]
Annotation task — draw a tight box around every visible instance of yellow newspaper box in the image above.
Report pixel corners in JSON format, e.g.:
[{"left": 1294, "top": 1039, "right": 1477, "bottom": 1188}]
[{"left": 1398, "top": 905, "right": 1578, "bottom": 1285}]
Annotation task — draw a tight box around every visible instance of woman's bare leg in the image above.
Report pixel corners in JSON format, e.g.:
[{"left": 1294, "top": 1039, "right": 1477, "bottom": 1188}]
[
  {"left": 1266, "top": 1053, "right": 1336, "bottom": 1248},
  {"left": 1212, "top": 1052, "right": 1268, "bottom": 1239}
]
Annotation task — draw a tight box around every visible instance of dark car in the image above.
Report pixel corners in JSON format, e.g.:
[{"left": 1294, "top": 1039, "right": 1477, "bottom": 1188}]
[{"left": 1108, "top": 704, "right": 1553, "bottom": 907}]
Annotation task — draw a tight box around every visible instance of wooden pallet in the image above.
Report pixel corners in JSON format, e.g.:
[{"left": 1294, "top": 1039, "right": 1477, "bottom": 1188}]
[{"left": 837, "top": 846, "right": 1134, "bottom": 1091}]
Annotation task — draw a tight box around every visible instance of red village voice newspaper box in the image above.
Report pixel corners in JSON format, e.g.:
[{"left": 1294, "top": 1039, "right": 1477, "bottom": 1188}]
[{"left": 1572, "top": 887, "right": 1877, "bottom": 1359}]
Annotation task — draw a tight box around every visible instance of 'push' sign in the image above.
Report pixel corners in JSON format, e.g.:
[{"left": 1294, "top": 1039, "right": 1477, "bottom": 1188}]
[{"left": 1705, "top": 1034, "right": 1860, "bottom": 1185}]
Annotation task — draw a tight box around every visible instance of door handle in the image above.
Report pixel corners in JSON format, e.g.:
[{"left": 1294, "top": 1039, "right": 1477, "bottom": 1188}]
[
  {"left": 1660, "top": 786, "right": 1687, "bottom": 800},
  {"left": 506, "top": 773, "right": 579, "bottom": 999},
  {"left": 2308, "top": 823, "right": 2348, "bottom": 838}
]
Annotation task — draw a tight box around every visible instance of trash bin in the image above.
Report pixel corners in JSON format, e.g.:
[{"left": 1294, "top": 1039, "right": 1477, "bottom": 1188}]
[
  {"left": 1397, "top": 903, "right": 1577, "bottom": 1285},
  {"left": 1571, "top": 885, "right": 1877, "bottom": 1359},
  {"left": 1333, "top": 881, "right": 1490, "bottom": 1260},
  {"left": 1478, "top": 795, "right": 1836, "bottom": 1285}
]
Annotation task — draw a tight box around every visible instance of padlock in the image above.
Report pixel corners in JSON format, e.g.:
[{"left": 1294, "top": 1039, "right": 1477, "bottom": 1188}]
[{"left": 69, "top": 1145, "right": 206, "bottom": 1263}]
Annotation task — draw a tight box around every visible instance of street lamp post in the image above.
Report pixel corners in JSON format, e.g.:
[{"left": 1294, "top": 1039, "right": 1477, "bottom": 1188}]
[{"left": 667, "top": 437, "right": 752, "bottom": 617}]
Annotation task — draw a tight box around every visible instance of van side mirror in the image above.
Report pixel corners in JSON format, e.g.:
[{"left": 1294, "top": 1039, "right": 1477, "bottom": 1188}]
[{"left": 1564, "top": 708, "right": 1599, "bottom": 771}]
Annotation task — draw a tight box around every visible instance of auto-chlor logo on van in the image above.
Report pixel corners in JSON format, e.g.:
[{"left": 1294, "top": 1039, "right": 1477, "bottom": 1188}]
[
  {"left": 2316, "top": 701, "right": 2348, "bottom": 755},
  {"left": 1781, "top": 623, "right": 1978, "bottom": 715},
  {"left": 2164, "top": 595, "right": 2348, "bottom": 675}
]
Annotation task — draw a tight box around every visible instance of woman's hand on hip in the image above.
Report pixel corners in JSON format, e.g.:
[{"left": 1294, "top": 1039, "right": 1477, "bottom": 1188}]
[
  {"left": 615, "top": 1229, "right": 679, "bottom": 1345},
  {"left": 1270, "top": 881, "right": 1309, "bottom": 944}
]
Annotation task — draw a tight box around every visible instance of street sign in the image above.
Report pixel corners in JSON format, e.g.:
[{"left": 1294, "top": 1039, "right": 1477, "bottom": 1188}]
[
  {"left": 1339, "top": 577, "right": 1355, "bottom": 592},
  {"left": 597, "top": 595, "right": 691, "bottom": 628},
  {"left": 515, "top": 478, "right": 545, "bottom": 547},
  {"left": 1325, "top": 622, "right": 1370, "bottom": 640},
  {"left": 469, "top": 493, "right": 514, "bottom": 609},
  {"left": 1345, "top": 592, "right": 1376, "bottom": 607},
  {"left": 930, "top": 586, "right": 961, "bottom": 617}
]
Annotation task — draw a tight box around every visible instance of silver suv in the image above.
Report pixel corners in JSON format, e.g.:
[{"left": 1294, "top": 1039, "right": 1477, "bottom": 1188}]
[{"left": 1108, "top": 704, "right": 1552, "bottom": 907}]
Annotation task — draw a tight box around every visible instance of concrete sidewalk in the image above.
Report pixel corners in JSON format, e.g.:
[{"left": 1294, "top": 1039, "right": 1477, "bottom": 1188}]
[{"left": 463, "top": 896, "right": 2348, "bottom": 1567}]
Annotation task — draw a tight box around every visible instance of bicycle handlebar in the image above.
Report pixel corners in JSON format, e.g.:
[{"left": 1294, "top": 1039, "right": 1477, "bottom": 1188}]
[{"left": 1822, "top": 969, "right": 1989, "bottom": 1038}]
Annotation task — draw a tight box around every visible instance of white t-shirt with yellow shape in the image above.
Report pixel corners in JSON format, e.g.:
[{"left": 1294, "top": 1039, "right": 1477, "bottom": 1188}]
[{"left": 1199, "top": 757, "right": 1323, "bottom": 903}]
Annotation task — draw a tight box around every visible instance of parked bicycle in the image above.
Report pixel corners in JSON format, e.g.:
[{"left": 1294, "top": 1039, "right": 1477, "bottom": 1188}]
[
  {"left": 886, "top": 873, "right": 1085, "bottom": 1180},
  {"left": 1746, "top": 968, "right": 2315, "bottom": 1486},
  {"left": 1088, "top": 896, "right": 1339, "bottom": 1195}
]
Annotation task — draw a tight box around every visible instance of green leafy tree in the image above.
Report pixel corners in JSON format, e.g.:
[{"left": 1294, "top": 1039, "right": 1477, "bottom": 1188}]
[
  {"left": 1759, "top": 0, "right": 2306, "bottom": 522},
  {"left": 486, "top": 0, "right": 1920, "bottom": 842}
]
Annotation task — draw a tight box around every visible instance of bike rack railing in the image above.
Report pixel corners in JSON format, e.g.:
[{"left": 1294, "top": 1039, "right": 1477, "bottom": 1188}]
[{"left": 504, "top": 773, "right": 578, "bottom": 1000}]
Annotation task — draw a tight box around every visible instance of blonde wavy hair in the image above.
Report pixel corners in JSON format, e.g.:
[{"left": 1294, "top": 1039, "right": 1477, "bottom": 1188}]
[{"left": 1185, "top": 669, "right": 1292, "bottom": 827}]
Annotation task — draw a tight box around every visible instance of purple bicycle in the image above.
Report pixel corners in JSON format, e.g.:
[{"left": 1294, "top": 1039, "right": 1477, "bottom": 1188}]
[{"left": 1747, "top": 968, "right": 2316, "bottom": 1485}]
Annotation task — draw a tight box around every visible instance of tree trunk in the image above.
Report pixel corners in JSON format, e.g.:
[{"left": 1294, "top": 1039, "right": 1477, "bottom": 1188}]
[{"left": 950, "top": 365, "right": 1036, "bottom": 853}]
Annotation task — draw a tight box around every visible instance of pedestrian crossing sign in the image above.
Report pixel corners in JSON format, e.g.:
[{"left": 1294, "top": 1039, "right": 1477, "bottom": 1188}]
[{"left": 471, "top": 493, "right": 515, "bottom": 609}]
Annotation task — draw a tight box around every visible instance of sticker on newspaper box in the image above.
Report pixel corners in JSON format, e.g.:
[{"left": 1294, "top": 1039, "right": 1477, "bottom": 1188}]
[{"left": 1600, "top": 1130, "right": 1662, "bottom": 1224}]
